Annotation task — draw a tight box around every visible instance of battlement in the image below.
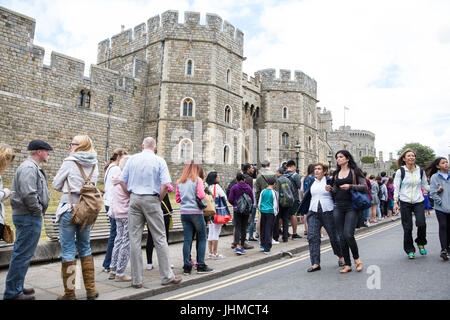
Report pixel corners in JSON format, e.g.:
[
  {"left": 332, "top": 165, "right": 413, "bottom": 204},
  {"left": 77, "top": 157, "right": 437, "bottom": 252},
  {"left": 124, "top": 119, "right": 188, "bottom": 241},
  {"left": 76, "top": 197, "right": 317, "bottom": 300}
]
[
  {"left": 1, "top": 6, "right": 36, "bottom": 48},
  {"left": 242, "top": 72, "right": 261, "bottom": 91},
  {"left": 335, "top": 126, "right": 375, "bottom": 140},
  {"left": 98, "top": 10, "right": 244, "bottom": 64},
  {"left": 256, "top": 68, "right": 317, "bottom": 100}
]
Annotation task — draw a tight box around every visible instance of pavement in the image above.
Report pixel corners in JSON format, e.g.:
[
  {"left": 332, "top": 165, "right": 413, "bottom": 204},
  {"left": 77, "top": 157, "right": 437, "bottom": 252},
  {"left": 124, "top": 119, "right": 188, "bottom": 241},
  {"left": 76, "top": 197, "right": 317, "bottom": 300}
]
[{"left": 0, "top": 217, "right": 400, "bottom": 300}]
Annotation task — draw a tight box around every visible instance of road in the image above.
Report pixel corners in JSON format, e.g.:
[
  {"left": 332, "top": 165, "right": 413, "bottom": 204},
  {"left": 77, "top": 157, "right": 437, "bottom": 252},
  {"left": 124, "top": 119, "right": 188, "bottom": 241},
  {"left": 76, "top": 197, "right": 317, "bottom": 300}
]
[{"left": 148, "top": 213, "right": 449, "bottom": 300}]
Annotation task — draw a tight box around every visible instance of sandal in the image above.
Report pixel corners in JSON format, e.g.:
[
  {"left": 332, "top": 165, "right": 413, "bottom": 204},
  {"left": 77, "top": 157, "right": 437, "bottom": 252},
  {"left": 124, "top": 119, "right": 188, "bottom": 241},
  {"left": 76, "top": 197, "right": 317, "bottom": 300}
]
[{"left": 340, "top": 266, "right": 352, "bottom": 273}]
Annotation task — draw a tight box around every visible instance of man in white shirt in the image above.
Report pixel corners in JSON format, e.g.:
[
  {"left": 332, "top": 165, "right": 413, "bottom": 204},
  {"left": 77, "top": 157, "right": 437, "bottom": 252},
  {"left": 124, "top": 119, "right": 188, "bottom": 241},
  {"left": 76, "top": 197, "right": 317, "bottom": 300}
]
[{"left": 120, "top": 137, "right": 181, "bottom": 288}]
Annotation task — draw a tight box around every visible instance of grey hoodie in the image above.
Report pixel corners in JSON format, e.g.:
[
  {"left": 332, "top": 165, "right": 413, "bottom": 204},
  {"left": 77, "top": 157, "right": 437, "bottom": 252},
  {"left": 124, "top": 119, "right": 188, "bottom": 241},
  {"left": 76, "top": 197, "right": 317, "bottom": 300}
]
[
  {"left": 430, "top": 171, "right": 450, "bottom": 213},
  {"left": 53, "top": 152, "right": 98, "bottom": 206},
  {"left": 10, "top": 157, "right": 50, "bottom": 217}
]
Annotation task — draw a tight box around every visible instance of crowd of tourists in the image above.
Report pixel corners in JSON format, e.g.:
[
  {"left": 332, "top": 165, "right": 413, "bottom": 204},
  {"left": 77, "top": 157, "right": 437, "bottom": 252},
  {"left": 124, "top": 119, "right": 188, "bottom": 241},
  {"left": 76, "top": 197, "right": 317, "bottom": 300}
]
[{"left": 0, "top": 137, "right": 449, "bottom": 300}]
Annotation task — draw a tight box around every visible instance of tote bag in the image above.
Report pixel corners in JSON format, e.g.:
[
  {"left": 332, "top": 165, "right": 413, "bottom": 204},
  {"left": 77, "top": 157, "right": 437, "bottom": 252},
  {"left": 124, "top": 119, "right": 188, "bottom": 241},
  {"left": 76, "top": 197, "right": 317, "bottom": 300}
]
[{"left": 213, "top": 185, "right": 231, "bottom": 224}]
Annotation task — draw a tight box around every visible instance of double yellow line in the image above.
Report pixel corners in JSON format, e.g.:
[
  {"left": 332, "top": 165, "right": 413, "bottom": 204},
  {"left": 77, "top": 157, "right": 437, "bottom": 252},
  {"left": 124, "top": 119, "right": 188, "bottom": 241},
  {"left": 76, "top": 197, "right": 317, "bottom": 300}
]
[{"left": 164, "top": 221, "right": 401, "bottom": 300}]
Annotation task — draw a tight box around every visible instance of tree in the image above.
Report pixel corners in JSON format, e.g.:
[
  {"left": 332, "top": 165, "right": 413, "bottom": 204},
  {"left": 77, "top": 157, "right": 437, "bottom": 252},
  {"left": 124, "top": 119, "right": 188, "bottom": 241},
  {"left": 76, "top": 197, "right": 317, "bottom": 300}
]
[
  {"left": 397, "top": 142, "right": 436, "bottom": 168},
  {"left": 361, "top": 156, "right": 375, "bottom": 164}
]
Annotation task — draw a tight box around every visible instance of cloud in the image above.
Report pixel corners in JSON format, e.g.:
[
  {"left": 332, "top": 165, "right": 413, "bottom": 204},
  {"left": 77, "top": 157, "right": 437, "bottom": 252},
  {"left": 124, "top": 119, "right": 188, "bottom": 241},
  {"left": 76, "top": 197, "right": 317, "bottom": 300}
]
[{"left": 1, "top": 0, "right": 449, "bottom": 159}]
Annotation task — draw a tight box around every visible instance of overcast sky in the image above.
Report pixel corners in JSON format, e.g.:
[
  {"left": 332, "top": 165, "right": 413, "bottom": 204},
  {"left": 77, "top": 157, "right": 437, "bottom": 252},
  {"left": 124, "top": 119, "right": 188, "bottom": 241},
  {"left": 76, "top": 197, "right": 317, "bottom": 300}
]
[{"left": 1, "top": 0, "right": 449, "bottom": 160}]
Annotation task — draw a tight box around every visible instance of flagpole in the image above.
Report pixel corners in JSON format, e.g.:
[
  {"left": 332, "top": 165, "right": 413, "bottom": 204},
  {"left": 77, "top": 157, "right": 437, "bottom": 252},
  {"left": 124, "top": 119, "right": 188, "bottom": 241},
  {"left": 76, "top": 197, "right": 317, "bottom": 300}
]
[{"left": 344, "top": 106, "right": 346, "bottom": 128}]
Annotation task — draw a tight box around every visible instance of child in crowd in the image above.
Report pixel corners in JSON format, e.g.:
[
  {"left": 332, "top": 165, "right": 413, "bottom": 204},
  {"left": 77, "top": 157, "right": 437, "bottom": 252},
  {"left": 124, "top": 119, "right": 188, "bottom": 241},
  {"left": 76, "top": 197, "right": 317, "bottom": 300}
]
[{"left": 257, "top": 176, "right": 279, "bottom": 254}]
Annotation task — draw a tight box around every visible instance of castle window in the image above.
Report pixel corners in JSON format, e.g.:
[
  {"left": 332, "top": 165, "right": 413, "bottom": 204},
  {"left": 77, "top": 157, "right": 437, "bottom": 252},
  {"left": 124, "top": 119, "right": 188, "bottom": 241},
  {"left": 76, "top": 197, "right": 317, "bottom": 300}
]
[
  {"left": 77, "top": 91, "right": 84, "bottom": 107},
  {"left": 224, "top": 105, "right": 232, "bottom": 124},
  {"left": 282, "top": 132, "right": 289, "bottom": 146},
  {"left": 227, "top": 68, "right": 231, "bottom": 85},
  {"left": 308, "top": 136, "right": 312, "bottom": 149},
  {"left": 223, "top": 145, "right": 230, "bottom": 164},
  {"left": 283, "top": 107, "right": 288, "bottom": 119},
  {"left": 186, "top": 59, "right": 194, "bottom": 76},
  {"left": 181, "top": 97, "right": 195, "bottom": 117},
  {"left": 85, "top": 92, "right": 91, "bottom": 108},
  {"left": 179, "top": 139, "right": 193, "bottom": 163}
]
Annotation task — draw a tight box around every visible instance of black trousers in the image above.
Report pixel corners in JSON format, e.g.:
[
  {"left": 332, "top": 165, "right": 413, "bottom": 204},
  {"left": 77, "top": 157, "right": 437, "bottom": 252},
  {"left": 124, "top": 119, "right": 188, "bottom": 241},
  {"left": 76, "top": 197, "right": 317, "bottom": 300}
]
[
  {"left": 260, "top": 213, "right": 275, "bottom": 251},
  {"left": 274, "top": 206, "right": 290, "bottom": 242},
  {"left": 400, "top": 201, "right": 426, "bottom": 254},
  {"left": 307, "top": 204, "right": 342, "bottom": 266},
  {"left": 380, "top": 200, "right": 388, "bottom": 217},
  {"left": 435, "top": 210, "right": 450, "bottom": 252},
  {"left": 146, "top": 215, "right": 170, "bottom": 264},
  {"left": 233, "top": 213, "right": 250, "bottom": 247},
  {"left": 334, "top": 203, "right": 359, "bottom": 266}
]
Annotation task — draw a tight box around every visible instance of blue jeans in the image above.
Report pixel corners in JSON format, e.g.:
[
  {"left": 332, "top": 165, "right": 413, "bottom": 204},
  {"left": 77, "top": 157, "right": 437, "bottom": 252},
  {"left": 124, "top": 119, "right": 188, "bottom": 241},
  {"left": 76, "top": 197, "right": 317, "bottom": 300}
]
[
  {"left": 102, "top": 207, "right": 116, "bottom": 269},
  {"left": 364, "top": 208, "right": 370, "bottom": 220},
  {"left": 4, "top": 214, "right": 42, "bottom": 299},
  {"left": 58, "top": 210, "right": 92, "bottom": 262},
  {"left": 181, "top": 214, "right": 206, "bottom": 268},
  {"left": 248, "top": 206, "right": 257, "bottom": 237}
]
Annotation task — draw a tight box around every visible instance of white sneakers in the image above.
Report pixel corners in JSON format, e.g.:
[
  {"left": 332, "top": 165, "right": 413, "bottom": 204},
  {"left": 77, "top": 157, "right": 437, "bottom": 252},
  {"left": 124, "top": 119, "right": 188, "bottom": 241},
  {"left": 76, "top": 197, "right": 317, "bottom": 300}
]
[{"left": 146, "top": 264, "right": 154, "bottom": 270}]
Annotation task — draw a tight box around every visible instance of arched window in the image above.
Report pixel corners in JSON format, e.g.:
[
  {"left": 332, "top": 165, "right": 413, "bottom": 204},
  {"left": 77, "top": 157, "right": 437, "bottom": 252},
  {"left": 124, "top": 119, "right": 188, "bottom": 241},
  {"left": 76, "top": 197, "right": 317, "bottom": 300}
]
[
  {"left": 77, "top": 91, "right": 84, "bottom": 106},
  {"left": 186, "top": 59, "right": 193, "bottom": 76},
  {"left": 282, "top": 107, "right": 288, "bottom": 119},
  {"left": 282, "top": 132, "right": 289, "bottom": 146},
  {"left": 227, "top": 68, "right": 231, "bottom": 85},
  {"left": 224, "top": 105, "right": 232, "bottom": 124},
  {"left": 223, "top": 145, "right": 230, "bottom": 164},
  {"left": 181, "top": 98, "right": 194, "bottom": 117},
  {"left": 179, "top": 139, "right": 193, "bottom": 162},
  {"left": 85, "top": 92, "right": 91, "bottom": 108}
]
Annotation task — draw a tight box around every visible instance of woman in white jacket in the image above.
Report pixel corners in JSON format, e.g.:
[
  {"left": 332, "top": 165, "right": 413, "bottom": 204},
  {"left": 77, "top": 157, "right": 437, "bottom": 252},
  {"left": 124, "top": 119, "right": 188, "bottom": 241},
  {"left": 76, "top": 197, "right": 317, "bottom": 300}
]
[
  {"left": 393, "top": 149, "right": 430, "bottom": 259},
  {"left": 52, "top": 135, "right": 99, "bottom": 300},
  {"left": 0, "top": 144, "right": 14, "bottom": 241},
  {"left": 205, "top": 171, "right": 228, "bottom": 260}
]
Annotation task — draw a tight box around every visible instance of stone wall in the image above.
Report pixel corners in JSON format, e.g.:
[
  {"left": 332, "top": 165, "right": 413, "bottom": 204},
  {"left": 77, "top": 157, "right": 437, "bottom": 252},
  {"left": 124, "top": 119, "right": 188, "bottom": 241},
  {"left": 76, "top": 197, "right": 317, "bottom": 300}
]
[{"left": 0, "top": 6, "right": 144, "bottom": 180}]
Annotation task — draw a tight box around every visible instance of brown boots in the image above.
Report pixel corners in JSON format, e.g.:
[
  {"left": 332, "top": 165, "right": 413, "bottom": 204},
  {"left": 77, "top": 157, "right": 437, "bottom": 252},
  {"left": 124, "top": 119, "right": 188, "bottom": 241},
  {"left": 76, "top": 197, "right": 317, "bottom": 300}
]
[
  {"left": 58, "top": 255, "right": 99, "bottom": 300},
  {"left": 80, "top": 255, "right": 99, "bottom": 300},
  {"left": 58, "top": 260, "right": 77, "bottom": 300}
]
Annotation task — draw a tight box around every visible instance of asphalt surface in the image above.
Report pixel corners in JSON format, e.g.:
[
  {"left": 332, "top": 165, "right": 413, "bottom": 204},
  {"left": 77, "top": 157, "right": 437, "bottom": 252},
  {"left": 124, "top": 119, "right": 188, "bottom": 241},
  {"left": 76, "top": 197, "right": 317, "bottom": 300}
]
[{"left": 148, "top": 213, "right": 450, "bottom": 300}]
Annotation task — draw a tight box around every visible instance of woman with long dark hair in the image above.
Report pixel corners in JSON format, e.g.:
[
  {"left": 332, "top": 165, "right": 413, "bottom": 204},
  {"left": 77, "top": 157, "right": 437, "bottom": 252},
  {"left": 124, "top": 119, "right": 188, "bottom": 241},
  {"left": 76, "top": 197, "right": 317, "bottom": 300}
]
[
  {"left": 331, "top": 150, "right": 368, "bottom": 273},
  {"left": 426, "top": 157, "right": 449, "bottom": 261}
]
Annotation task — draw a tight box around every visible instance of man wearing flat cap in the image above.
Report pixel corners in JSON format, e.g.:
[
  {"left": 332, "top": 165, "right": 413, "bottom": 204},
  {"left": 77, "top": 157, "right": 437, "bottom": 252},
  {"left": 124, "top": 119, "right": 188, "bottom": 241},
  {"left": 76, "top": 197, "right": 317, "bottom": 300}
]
[{"left": 3, "top": 140, "right": 52, "bottom": 300}]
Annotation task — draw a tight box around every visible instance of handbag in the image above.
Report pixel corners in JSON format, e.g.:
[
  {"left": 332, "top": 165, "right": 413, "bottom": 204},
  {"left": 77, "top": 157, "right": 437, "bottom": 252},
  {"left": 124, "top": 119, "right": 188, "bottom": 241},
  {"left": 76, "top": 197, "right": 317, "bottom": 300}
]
[
  {"left": 2, "top": 223, "right": 14, "bottom": 243},
  {"left": 213, "top": 185, "right": 232, "bottom": 224},
  {"left": 350, "top": 169, "right": 372, "bottom": 211}
]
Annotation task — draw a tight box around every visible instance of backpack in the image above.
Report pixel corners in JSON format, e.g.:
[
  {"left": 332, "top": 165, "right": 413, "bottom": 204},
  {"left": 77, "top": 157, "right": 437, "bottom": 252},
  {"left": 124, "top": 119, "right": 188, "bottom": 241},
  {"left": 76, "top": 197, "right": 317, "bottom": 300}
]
[
  {"left": 236, "top": 193, "right": 253, "bottom": 214},
  {"left": 277, "top": 176, "right": 295, "bottom": 208},
  {"left": 377, "top": 183, "right": 383, "bottom": 200},
  {"left": 68, "top": 162, "right": 104, "bottom": 232},
  {"left": 303, "top": 175, "right": 314, "bottom": 194},
  {"left": 285, "top": 172, "right": 300, "bottom": 199}
]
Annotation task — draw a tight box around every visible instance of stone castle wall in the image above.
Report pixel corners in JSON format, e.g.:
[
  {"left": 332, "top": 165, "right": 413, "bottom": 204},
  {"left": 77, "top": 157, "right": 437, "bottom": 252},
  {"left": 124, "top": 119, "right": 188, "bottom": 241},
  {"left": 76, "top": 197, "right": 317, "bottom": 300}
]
[
  {"left": 0, "top": 6, "right": 144, "bottom": 179},
  {"left": 1, "top": 6, "right": 335, "bottom": 183}
]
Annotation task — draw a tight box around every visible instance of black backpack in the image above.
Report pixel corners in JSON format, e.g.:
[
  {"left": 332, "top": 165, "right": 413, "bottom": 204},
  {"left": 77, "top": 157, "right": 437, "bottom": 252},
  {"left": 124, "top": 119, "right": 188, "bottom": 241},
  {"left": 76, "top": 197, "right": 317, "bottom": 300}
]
[{"left": 236, "top": 193, "right": 253, "bottom": 214}]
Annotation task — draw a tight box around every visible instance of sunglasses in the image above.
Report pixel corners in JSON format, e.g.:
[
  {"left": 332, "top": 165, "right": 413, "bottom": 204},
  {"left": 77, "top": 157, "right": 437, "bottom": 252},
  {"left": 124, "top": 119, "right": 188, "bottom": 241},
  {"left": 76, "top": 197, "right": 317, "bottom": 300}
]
[{"left": 69, "top": 143, "right": 80, "bottom": 147}]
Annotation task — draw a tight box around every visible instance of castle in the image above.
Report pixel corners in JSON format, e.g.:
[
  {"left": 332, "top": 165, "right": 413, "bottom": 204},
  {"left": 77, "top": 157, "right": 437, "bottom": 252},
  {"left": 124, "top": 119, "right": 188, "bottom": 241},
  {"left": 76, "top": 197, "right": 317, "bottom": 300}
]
[
  {"left": 0, "top": 6, "right": 337, "bottom": 182},
  {"left": 1, "top": 6, "right": 390, "bottom": 183}
]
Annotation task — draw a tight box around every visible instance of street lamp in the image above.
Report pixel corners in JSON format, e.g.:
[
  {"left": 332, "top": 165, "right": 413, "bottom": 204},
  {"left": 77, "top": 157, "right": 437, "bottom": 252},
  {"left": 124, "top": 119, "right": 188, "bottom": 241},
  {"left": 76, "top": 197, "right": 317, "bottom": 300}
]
[
  {"left": 327, "top": 152, "right": 333, "bottom": 172},
  {"left": 295, "top": 142, "right": 301, "bottom": 174},
  {"left": 105, "top": 95, "right": 113, "bottom": 163}
]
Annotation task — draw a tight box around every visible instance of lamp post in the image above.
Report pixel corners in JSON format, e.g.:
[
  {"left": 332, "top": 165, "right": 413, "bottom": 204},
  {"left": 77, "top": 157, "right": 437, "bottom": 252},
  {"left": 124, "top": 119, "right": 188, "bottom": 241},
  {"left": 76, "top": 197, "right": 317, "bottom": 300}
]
[
  {"left": 327, "top": 152, "right": 333, "bottom": 172},
  {"left": 106, "top": 95, "right": 113, "bottom": 163},
  {"left": 295, "top": 142, "right": 301, "bottom": 174}
]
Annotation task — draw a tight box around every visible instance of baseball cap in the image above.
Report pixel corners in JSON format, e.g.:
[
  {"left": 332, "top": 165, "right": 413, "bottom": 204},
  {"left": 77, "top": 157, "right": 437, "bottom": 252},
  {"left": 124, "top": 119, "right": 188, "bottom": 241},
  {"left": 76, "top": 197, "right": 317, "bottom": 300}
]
[{"left": 27, "top": 140, "right": 53, "bottom": 151}]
